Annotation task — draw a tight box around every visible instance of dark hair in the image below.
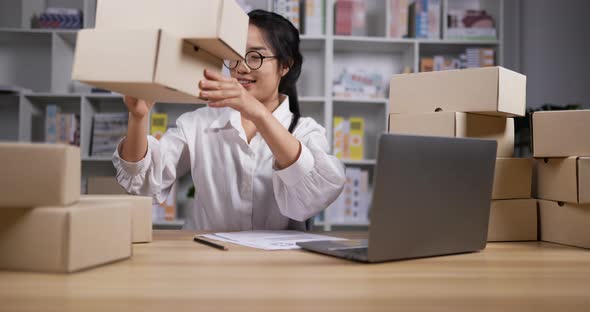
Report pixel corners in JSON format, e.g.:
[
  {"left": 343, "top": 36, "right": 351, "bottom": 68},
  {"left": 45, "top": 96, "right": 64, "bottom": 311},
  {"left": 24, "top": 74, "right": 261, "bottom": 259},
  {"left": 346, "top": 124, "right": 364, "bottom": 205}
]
[{"left": 248, "top": 10, "right": 303, "bottom": 133}]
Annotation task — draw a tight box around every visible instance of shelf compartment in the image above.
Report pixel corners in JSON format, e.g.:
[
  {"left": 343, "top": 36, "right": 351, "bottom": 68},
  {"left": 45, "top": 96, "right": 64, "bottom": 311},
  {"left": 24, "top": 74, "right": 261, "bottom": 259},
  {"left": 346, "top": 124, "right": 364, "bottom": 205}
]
[
  {"left": 0, "top": 94, "right": 21, "bottom": 141},
  {"left": 332, "top": 102, "right": 386, "bottom": 160},
  {"left": 20, "top": 94, "right": 81, "bottom": 143}
]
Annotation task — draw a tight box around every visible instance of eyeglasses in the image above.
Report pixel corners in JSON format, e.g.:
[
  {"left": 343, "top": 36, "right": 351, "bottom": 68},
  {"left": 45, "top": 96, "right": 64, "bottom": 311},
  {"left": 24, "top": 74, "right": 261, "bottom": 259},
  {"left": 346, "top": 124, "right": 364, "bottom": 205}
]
[{"left": 223, "top": 50, "right": 278, "bottom": 70}]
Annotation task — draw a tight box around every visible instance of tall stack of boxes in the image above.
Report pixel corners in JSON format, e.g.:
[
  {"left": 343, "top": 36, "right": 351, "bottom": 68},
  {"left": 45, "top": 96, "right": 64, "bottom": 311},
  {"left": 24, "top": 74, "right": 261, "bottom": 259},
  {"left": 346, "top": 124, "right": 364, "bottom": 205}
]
[
  {"left": 72, "top": 0, "right": 249, "bottom": 104},
  {"left": 388, "top": 66, "right": 535, "bottom": 242},
  {"left": 533, "top": 110, "right": 590, "bottom": 248},
  {"left": 0, "top": 143, "right": 153, "bottom": 273}
]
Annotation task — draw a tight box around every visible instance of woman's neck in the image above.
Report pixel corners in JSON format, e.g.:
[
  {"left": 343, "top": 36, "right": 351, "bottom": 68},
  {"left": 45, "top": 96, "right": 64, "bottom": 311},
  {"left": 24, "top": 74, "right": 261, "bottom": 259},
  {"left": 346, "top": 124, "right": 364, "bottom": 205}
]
[{"left": 260, "top": 92, "right": 282, "bottom": 113}]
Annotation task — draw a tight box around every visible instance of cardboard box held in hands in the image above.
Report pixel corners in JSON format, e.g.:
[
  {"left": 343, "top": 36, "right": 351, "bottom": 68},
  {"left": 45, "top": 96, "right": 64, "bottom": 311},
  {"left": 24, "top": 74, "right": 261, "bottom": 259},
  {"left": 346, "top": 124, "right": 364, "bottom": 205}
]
[
  {"left": 94, "top": 0, "right": 249, "bottom": 60},
  {"left": 72, "top": 29, "right": 223, "bottom": 104}
]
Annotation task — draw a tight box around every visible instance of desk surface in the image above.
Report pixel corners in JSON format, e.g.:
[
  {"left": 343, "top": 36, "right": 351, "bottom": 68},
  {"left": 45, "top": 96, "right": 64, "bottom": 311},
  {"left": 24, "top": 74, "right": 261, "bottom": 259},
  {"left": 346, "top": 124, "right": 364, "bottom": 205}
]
[{"left": 1, "top": 230, "right": 590, "bottom": 312}]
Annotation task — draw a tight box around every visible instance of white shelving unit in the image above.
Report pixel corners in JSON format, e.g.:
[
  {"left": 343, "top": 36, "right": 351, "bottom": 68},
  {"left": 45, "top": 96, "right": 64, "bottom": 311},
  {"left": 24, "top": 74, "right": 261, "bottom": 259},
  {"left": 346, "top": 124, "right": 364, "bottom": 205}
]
[{"left": 0, "top": 0, "right": 504, "bottom": 231}]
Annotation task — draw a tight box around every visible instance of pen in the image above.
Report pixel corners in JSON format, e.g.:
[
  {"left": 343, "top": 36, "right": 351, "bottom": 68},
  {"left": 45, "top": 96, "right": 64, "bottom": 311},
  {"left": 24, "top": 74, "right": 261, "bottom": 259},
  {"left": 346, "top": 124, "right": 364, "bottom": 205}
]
[{"left": 193, "top": 236, "right": 228, "bottom": 251}]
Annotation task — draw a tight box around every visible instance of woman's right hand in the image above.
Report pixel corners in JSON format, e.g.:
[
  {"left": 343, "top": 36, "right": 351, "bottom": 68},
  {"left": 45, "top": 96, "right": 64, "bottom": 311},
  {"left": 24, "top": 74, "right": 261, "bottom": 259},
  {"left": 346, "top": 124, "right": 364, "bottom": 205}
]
[{"left": 124, "top": 96, "right": 155, "bottom": 119}]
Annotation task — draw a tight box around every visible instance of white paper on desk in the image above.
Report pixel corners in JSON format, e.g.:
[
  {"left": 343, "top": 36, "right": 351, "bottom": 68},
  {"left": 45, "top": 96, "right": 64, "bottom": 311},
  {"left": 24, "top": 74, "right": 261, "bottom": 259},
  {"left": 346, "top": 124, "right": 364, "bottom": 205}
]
[{"left": 199, "top": 231, "right": 346, "bottom": 250}]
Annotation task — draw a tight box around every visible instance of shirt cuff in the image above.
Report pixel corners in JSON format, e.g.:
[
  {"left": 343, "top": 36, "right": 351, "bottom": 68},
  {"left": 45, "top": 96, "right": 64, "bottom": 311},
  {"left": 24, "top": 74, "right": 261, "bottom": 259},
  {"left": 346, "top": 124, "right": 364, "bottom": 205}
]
[
  {"left": 112, "top": 136, "right": 153, "bottom": 176},
  {"left": 274, "top": 142, "right": 315, "bottom": 187}
]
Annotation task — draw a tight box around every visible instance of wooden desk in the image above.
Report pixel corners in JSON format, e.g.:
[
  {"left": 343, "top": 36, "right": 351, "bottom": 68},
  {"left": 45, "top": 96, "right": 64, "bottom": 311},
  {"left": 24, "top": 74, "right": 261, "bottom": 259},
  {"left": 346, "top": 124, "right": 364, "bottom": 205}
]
[{"left": 1, "top": 230, "right": 590, "bottom": 311}]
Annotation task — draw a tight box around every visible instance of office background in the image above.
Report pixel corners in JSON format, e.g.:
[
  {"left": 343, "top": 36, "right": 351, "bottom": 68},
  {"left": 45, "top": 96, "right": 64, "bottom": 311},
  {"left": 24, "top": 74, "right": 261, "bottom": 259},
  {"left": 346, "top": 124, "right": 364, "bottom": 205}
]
[{"left": 0, "top": 0, "right": 588, "bottom": 230}]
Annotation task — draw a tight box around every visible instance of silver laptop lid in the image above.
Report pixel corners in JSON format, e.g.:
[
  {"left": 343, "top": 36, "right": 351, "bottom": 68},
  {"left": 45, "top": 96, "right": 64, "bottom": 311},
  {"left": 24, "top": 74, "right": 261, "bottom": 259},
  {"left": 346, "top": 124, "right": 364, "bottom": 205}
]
[{"left": 368, "top": 134, "right": 497, "bottom": 262}]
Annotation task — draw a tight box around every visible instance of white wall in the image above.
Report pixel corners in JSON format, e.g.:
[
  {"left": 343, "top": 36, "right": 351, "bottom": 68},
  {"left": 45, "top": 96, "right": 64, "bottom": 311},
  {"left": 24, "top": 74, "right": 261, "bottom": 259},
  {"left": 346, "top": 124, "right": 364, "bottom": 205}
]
[{"left": 507, "top": 0, "right": 590, "bottom": 109}]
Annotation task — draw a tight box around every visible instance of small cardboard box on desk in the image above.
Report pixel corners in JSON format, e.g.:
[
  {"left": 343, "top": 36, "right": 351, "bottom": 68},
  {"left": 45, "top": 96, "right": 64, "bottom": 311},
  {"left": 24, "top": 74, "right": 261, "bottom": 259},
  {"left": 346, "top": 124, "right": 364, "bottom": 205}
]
[
  {"left": 83, "top": 195, "right": 153, "bottom": 244},
  {"left": 0, "top": 143, "right": 133, "bottom": 273},
  {"left": 0, "top": 197, "right": 132, "bottom": 273},
  {"left": 72, "top": 0, "right": 249, "bottom": 104},
  {"left": 533, "top": 109, "right": 590, "bottom": 249},
  {"left": 0, "top": 143, "right": 80, "bottom": 207}
]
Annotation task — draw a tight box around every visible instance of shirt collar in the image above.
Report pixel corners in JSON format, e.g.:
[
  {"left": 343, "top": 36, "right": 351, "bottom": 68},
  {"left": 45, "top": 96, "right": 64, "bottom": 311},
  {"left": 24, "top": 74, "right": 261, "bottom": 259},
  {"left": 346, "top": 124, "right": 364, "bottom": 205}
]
[{"left": 207, "top": 94, "right": 293, "bottom": 130}]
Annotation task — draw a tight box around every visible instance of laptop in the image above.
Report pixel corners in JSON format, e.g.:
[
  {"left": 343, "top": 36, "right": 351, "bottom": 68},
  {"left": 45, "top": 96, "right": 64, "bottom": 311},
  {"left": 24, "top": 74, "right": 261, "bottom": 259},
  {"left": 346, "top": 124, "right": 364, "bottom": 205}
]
[{"left": 297, "top": 133, "right": 497, "bottom": 263}]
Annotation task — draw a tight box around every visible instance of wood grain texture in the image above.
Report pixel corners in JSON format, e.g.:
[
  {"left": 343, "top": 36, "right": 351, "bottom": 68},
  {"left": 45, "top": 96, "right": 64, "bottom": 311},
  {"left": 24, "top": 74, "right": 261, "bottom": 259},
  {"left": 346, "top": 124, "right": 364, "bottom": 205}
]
[{"left": 1, "top": 230, "right": 589, "bottom": 312}]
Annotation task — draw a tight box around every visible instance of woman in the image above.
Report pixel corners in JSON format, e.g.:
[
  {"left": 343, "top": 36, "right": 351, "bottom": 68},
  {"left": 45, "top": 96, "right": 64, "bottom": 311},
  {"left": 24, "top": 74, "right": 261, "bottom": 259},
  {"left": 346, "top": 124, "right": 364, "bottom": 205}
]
[{"left": 113, "top": 10, "right": 345, "bottom": 231}]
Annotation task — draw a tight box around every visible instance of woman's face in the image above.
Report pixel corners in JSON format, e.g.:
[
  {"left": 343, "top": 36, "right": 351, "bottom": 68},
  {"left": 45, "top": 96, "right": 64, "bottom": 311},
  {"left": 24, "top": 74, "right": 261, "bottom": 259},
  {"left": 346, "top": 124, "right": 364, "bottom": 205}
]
[{"left": 230, "top": 24, "right": 288, "bottom": 104}]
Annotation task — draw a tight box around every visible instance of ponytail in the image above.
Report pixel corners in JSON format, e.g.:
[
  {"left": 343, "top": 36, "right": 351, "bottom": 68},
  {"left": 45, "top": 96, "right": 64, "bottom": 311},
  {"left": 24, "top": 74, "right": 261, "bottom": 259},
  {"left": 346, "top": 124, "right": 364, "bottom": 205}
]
[{"left": 248, "top": 10, "right": 303, "bottom": 133}]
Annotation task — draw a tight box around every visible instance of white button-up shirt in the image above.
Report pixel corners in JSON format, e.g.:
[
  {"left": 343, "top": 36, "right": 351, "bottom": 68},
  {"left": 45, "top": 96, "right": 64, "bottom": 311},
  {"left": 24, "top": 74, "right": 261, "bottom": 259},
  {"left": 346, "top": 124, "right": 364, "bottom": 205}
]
[{"left": 112, "top": 96, "right": 346, "bottom": 231}]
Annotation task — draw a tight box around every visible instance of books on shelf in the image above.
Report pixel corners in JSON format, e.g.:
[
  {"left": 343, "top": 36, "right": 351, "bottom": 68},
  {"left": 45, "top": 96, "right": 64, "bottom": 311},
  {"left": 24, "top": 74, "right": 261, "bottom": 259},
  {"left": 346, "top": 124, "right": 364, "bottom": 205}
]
[
  {"left": 325, "top": 167, "right": 371, "bottom": 225},
  {"left": 148, "top": 113, "right": 177, "bottom": 222},
  {"left": 408, "top": 0, "right": 426, "bottom": 38},
  {"left": 90, "top": 112, "right": 128, "bottom": 156},
  {"left": 45, "top": 105, "right": 80, "bottom": 146},
  {"left": 150, "top": 113, "right": 168, "bottom": 140},
  {"left": 273, "top": 0, "right": 301, "bottom": 31},
  {"left": 447, "top": 9, "right": 497, "bottom": 40},
  {"left": 420, "top": 47, "right": 495, "bottom": 72},
  {"left": 408, "top": 0, "right": 441, "bottom": 39},
  {"left": 333, "top": 116, "right": 365, "bottom": 161},
  {"left": 45, "top": 105, "right": 59, "bottom": 143},
  {"left": 153, "top": 182, "right": 178, "bottom": 222},
  {"left": 334, "top": 0, "right": 366, "bottom": 36},
  {"left": 302, "top": 0, "right": 325, "bottom": 35},
  {"left": 271, "top": 0, "right": 325, "bottom": 35},
  {"left": 389, "top": 0, "right": 409, "bottom": 38},
  {"left": 35, "top": 7, "right": 83, "bottom": 29},
  {"left": 333, "top": 68, "right": 385, "bottom": 98},
  {"left": 427, "top": 0, "right": 441, "bottom": 39}
]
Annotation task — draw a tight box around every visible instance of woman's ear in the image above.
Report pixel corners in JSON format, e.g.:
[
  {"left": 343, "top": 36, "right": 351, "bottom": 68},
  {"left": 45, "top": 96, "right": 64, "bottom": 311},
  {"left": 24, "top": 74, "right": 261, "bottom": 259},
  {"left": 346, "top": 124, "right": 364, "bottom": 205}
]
[
  {"left": 280, "top": 64, "right": 290, "bottom": 78},
  {"left": 280, "top": 60, "right": 294, "bottom": 78}
]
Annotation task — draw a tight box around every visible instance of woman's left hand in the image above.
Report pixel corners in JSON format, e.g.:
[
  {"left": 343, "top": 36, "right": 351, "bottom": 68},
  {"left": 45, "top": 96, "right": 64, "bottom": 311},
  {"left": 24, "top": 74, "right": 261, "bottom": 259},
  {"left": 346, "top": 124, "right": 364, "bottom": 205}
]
[{"left": 198, "top": 69, "right": 267, "bottom": 122}]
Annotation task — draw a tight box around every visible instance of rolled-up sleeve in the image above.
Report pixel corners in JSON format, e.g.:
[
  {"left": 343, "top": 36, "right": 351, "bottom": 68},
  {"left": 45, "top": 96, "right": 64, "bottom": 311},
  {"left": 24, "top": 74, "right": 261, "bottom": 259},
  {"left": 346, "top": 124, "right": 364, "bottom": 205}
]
[
  {"left": 272, "top": 122, "right": 346, "bottom": 221},
  {"left": 112, "top": 123, "right": 191, "bottom": 204}
]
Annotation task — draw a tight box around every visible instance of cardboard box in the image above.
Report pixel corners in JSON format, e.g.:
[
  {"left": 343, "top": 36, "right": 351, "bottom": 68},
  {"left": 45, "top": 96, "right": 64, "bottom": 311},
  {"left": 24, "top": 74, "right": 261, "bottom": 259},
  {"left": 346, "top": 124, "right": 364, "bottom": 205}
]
[
  {"left": 87, "top": 176, "right": 127, "bottom": 195},
  {"left": 534, "top": 157, "right": 590, "bottom": 204},
  {"left": 389, "top": 66, "right": 526, "bottom": 117},
  {"left": 388, "top": 112, "right": 515, "bottom": 157},
  {"left": 95, "top": 0, "right": 248, "bottom": 60},
  {"left": 83, "top": 195, "right": 153, "bottom": 243},
  {"left": 72, "top": 29, "right": 223, "bottom": 104},
  {"left": 0, "top": 143, "right": 80, "bottom": 208},
  {"left": 487, "top": 199, "right": 537, "bottom": 242},
  {"left": 0, "top": 197, "right": 132, "bottom": 273},
  {"left": 539, "top": 200, "right": 590, "bottom": 249},
  {"left": 493, "top": 158, "right": 532, "bottom": 199},
  {"left": 532, "top": 110, "right": 590, "bottom": 157}
]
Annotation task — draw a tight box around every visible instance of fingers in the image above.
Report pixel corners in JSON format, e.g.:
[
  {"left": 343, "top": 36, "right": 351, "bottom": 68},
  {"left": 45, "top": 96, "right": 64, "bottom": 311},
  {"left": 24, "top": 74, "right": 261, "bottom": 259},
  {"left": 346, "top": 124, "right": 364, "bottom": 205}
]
[
  {"left": 124, "top": 95, "right": 138, "bottom": 106},
  {"left": 199, "top": 89, "right": 241, "bottom": 101},
  {"left": 199, "top": 79, "right": 238, "bottom": 91},
  {"left": 203, "top": 69, "right": 233, "bottom": 82},
  {"left": 208, "top": 99, "right": 232, "bottom": 108}
]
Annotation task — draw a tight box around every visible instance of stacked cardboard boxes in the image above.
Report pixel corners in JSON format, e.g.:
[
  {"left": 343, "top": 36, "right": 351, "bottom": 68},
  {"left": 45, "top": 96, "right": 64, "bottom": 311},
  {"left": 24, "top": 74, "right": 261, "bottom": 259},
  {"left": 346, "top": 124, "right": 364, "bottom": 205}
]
[
  {"left": 533, "top": 110, "right": 590, "bottom": 248},
  {"left": 72, "top": 0, "right": 249, "bottom": 104},
  {"left": 0, "top": 143, "right": 153, "bottom": 273},
  {"left": 387, "top": 66, "right": 534, "bottom": 242}
]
